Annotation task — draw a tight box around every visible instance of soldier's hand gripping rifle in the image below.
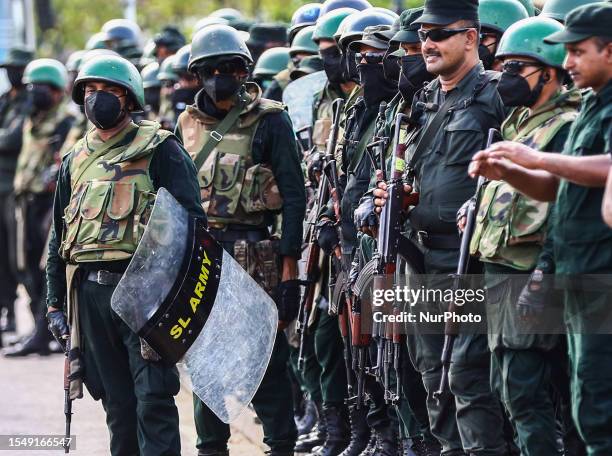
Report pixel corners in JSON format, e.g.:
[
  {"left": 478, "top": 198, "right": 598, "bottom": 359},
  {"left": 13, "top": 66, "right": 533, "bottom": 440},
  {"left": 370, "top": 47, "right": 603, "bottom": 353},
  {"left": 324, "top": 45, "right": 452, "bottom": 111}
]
[
  {"left": 297, "top": 98, "right": 345, "bottom": 371},
  {"left": 433, "top": 128, "right": 499, "bottom": 401}
]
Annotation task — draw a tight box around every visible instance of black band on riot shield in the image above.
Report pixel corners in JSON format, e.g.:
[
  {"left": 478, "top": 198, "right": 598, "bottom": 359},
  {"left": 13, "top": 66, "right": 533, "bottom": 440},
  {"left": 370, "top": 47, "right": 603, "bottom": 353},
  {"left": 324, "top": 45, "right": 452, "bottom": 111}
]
[{"left": 139, "top": 218, "right": 223, "bottom": 363}]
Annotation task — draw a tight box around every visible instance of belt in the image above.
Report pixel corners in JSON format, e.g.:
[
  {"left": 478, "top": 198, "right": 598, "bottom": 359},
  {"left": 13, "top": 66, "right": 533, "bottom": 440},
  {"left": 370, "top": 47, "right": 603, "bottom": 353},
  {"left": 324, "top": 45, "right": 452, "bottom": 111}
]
[
  {"left": 209, "top": 228, "right": 269, "bottom": 243},
  {"left": 86, "top": 270, "right": 124, "bottom": 286},
  {"left": 416, "top": 231, "right": 461, "bottom": 250}
]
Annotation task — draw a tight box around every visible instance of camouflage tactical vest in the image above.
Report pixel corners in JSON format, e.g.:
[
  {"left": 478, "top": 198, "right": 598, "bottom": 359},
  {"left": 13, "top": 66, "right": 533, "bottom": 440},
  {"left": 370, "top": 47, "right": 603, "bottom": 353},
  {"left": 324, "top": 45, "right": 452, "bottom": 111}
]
[
  {"left": 470, "top": 91, "right": 579, "bottom": 270},
  {"left": 14, "top": 101, "right": 74, "bottom": 195},
  {"left": 312, "top": 83, "right": 344, "bottom": 151},
  {"left": 60, "top": 120, "right": 171, "bottom": 263},
  {"left": 177, "top": 87, "right": 284, "bottom": 228}
]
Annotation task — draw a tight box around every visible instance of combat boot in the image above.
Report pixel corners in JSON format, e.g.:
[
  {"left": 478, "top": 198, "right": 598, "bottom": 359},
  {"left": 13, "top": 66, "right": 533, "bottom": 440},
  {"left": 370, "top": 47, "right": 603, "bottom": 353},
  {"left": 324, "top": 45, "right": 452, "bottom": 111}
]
[
  {"left": 298, "top": 400, "right": 320, "bottom": 437},
  {"left": 403, "top": 437, "right": 441, "bottom": 456},
  {"left": 372, "top": 425, "right": 399, "bottom": 456},
  {"left": 359, "top": 434, "right": 378, "bottom": 456},
  {"left": 198, "top": 447, "right": 229, "bottom": 456},
  {"left": 308, "top": 404, "right": 350, "bottom": 456},
  {"left": 339, "top": 405, "right": 370, "bottom": 456},
  {"left": 3, "top": 314, "right": 51, "bottom": 357},
  {"left": 295, "top": 416, "right": 327, "bottom": 453}
]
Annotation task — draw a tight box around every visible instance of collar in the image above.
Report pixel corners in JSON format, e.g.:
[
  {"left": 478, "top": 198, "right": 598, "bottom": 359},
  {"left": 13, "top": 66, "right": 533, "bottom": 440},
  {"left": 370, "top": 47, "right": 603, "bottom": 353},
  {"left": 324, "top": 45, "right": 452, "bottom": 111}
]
[
  {"left": 426, "top": 61, "right": 484, "bottom": 96},
  {"left": 584, "top": 78, "right": 612, "bottom": 108}
]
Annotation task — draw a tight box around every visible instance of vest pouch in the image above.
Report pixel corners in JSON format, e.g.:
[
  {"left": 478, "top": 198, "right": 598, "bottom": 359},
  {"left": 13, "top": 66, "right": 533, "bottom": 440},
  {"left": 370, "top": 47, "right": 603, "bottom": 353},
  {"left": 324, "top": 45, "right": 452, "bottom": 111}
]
[
  {"left": 208, "top": 152, "right": 244, "bottom": 219},
  {"left": 197, "top": 149, "right": 216, "bottom": 206},
  {"left": 470, "top": 182, "right": 496, "bottom": 256},
  {"left": 99, "top": 182, "right": 136, "bottom": 244},
  {"left": 241, "top": 164, "right": 283, "bottom": 213},
  {"left": 76, "top": 181, "right": 111, "bottom": 245},
  {"left": 471, "top": 182, "right": 510, "bottom": 259},
  {"left": 507, "top": 195, "right": 549, "bottom": 246},
  {"left": 61, "top": 182, "right": 88, "bottom": 256}
]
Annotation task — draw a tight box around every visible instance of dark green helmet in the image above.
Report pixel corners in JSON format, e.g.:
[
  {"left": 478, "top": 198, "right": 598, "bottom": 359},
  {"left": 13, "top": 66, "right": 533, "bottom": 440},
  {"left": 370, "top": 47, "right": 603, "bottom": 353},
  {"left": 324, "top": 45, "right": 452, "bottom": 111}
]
[
  {"left": 319, "top": 0, "right": 372, "bottom": 17},
  {"left": 189, "top": 24, "right": 253, "bottom": 70},
  {"left": 541, "top": 0, "right": 596, "bottom": 22},
  {"left": 496, "top": 16, "right": 567, "bottom": 68},
  {"left": 85, "top": 32, "right": 108, "bottom": 51},
  {"left": 172, "top": 45, "right": 191, "bottom": 74},
  {"left": 516, "top": 0, "right": 536, "bottom": 16},
  {"left": 101, "top": 19, "right": 142, "bottom": 58},
  {"left": 289, "top": 3, "right": 322, "bottom": 42},
  {"left": 338, "top": 9, "right": 396, "bottom": 48},
  {"left": 313, "top": 8, "right": 358, "bottom": 42},
  {"left": 153, "top": 25, "right": 186, "bottom": 53},
  {"left": 0, "top": 46, "right": 34, "bottom": 68},
  {"left": 253, "top": 47, "right": 291, "bottom": 78},
  {"left": 158, "top": 55, "right": 179, "bottom": 82},
  {"left": 72, "top": 54, "right": 145, "bottom": 111},
  {"left": 479, "top": 0, "right": 530, "bottom": 34},
  {"left": 23, "top": 58, "right": 68, "bottom": 90},
  {"left": 141, "top": 62, "right": 161, "bottom": 89},
  {"left": 290, "top": 25, "right": 319, "bottom": 56}
]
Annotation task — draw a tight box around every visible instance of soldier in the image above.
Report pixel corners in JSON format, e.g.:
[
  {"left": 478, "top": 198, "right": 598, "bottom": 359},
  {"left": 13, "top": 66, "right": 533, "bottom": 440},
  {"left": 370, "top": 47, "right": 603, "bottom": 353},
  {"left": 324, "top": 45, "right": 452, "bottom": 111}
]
[
  {"left": 252, "top": 47, "right": 291, "bottom": 92},
  {"left": 4, "top": 59, "right": 75, "bottom": 357},
  {"left": 152, "top": 25, "right": 186, "bottom": 61},
  {"left": 141, "top": 61, "right": 162, "bottom": 120},
  {"left": 477, "top": 0, "right": 529, "bottom": 70},
  {"left": 101, "top": 18, "right": 143, "bottom": 67},
  {"left": 171, "top": 44, "right": 200, "bottom": 121},
  {"left": 45, "top": 53, "right": 204, "bottom": 455},
  {"left": 157, "top": 54, "right": 179, "bottom": 130},
  {"left": 289, "top": 3, "right": 322, "bottom": 44},
  {"left": 174, "top": 24, "right": 306, "bottom": 456},
  {"left": 372, "top": 0, "right": 515, "bottom": 454},
  {"left": 246, "top": 23, "right": 288, "bottom": 64},
  {"left": 464, "top": 16, "right": 582, "bottom": 455},
  {"left": 470, "top": 3, "right": 612, "bottom": 454},
  {"left": 0, "top": 47, "right": 33, "bottom": 336}
]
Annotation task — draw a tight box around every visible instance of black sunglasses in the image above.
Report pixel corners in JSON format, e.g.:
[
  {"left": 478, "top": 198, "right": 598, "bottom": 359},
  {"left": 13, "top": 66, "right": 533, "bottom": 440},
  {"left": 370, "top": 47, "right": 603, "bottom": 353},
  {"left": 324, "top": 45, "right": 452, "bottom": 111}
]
[
  {"left": 418, "top": 27, "right": 473, "bottom": 43},
  {"left": 354, "top": 52, "right": 385, "bottom": 65},
  {"left": 502, "top": 60, "right": 543, "bottom": 75},
  {"left": 195, "top": 58, "right": 247, "bottom": 78}
]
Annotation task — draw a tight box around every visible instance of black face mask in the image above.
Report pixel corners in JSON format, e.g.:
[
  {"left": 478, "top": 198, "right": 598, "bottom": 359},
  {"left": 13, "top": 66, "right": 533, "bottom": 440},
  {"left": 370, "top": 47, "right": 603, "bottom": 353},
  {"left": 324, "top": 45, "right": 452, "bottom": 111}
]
[
  {"left": 358, "top": 63, "right": 398, "bottom": 107},
  {"left": 202, "top": 74, "right": 242, "bottom": 103},
  {"left": 398, "top": 55, "right": 432, "bottom": 102},
  {"left": 30, "top": 85, "right": 55, "bottom": 111},
  {"left": 85, "top": 91, "right": 126, "bottom": 130},
  {"left": 478, "top": 44, "right": 496, "bottom": 70},
  {"left": 342, "top": 50, "right": 360, "bottom": 84},
  {"left": 6, "top": 67, "right": 24, "bottom": 88},
  {"left": 171, "top": 87, "right": 199, "bottom": 115},
  {"left": 497, "top": 69, "right": 545, "bottom": 108},
  {"left": 382, "top": 50, "right": 400, "bottom": 83},
  {"left": 144, "top": 88, "right": 161, "bottom": 114},
  {"left": 320, "top": 46, "right": 345, "bottom": 84}
]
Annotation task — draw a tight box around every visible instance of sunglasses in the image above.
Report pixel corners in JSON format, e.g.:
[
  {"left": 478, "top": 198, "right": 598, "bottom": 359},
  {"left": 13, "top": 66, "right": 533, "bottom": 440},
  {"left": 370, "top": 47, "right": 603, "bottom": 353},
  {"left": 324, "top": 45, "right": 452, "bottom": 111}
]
[
  {"left": 418, "top": 27, "right": 473, "bottom": 43},
  {"left": 502, "top": 60, "right": 543, "bottom": 75},
  {"left": 354, "top": 52, "right": 385, "bottom": 65},
  {"left": 195, "top": 58, "right": 247, "bottom": 78}
]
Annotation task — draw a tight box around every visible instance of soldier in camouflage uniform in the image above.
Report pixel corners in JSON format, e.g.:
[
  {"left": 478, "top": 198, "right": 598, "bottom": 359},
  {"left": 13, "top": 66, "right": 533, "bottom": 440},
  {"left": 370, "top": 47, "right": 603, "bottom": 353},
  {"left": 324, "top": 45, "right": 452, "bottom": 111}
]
[
  {"left": 253, "top": 47, "right": 291, "bottom": 93},
  {"left": 0, "top": 47, "right": 32, "bottom": 337},
  {"left": 4, "top": 59, "right": 75, "bottom": 357},
  {"left": 465, "top": 16, "right": 582, "bottom": 455},
  {"left": 174, "top": 24, "right": 305, "bottom": 456},
  {"left": 157, "top": 54, "right": 179, "bottom": 130},
  {"left": 141, "top": 61, "right": 162, "bottom": 120},
  {"left": 45, "top": 53, "right": 204, "bottom": 455}
]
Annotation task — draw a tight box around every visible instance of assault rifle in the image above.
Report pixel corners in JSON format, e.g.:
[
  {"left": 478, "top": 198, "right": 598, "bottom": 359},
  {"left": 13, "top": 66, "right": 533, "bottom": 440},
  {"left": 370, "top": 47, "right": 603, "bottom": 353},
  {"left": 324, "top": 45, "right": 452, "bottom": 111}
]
[
  {"left": 433, "top": 128, "right": 500, "bottom": 401},
  {"left": 63, "top": 336, "right": 72, "bottom": 453}
]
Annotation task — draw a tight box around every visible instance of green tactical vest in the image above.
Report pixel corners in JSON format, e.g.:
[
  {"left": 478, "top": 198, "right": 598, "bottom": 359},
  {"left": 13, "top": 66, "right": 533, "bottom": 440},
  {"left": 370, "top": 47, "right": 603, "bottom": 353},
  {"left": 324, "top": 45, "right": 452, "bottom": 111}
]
[
  {"left": 13, "top": 101, "right": 74, "bottom": 195},
  {"left": 60, "top": 120, "right": 171, "bottom": 263},
  {"left": 177, "top": 85, "right": 284, "bottom": 228},
  {"left": 470, "top": 90, "right": 579, "bottom": 271}
]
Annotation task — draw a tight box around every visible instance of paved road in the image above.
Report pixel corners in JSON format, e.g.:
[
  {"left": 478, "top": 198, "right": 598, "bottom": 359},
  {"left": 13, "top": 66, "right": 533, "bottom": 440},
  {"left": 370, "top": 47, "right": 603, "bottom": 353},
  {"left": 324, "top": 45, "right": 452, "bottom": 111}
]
[{"left": 0, "top": 288, "right": 265, "bottom": 455}]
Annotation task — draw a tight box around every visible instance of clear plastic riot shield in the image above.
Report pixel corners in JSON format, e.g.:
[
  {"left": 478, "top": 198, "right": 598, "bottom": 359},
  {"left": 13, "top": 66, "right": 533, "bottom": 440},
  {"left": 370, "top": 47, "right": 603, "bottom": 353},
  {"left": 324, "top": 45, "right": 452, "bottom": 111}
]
[
  {"left": 282, "top": 70, "right": 328, "bottom": 132},
  {"left": 111, "top": 188, "right": 278, "bottom": 423}
]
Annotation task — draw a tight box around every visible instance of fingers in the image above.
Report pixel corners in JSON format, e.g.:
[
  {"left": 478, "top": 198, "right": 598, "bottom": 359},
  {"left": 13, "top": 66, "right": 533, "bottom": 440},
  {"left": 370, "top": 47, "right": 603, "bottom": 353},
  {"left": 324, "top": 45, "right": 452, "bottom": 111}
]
[
  {"left": 457, "top": 216, "right": 467, "bottom": 232},
  {"left": 376, "top": 181, "right": 388, "bottom": 191},
  {"left": 403, "top": 184, "right": 412, "bottom": 194}
]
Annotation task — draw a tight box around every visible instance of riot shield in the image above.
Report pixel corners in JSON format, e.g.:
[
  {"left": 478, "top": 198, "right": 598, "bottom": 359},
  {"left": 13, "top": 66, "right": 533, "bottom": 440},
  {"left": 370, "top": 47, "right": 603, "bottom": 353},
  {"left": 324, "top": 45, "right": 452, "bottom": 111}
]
[
  {"left": 282, "top": 70, "right": 327, "bottom": 132},
  {"left": 111, "top": 188, "right": 278, "bottom": 423}
]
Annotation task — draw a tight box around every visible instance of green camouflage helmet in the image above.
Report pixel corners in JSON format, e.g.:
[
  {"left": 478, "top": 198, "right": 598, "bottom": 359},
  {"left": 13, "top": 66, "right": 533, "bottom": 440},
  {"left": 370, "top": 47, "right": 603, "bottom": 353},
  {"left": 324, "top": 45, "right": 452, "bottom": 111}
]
[
  {"left": 541, "top": 0, "right": 597, "bottom": 22},
  {"left": 72, "top": 54, "right": 145, "bottom": 111},
  {"left": 85, "top": 32, "right": 108, "bottom": 51},
  {"left": 516, "top": 0, "right": 536, "bottom": 16},
  {"left": 496, "top": 16, "right": 567, "bottom": 68},
  {"left": 23, "top": 58, "right": 68, "bottom": 90},
  {"left": 141, "top": 62, "right": 161, "bottom": 88},
  {"left": 189, "top": 24, "right": 253, "bottom": 70},
  {"left": 290, "top": 25, "right": 319, "bottom": 56},
  {"left": 338, "top": 9, "right": 396, "bottom": 48},
  {"left": 172, "top": 44, "right": 191, "bottom": 74},
  {"left": 479, "top": 0, "right": 530, "bottom": 34},
  {"left": 158, "top": 55, "right": 178, "bottom": 82},
  {"left": 253, "top": 47, "right": 291, "bottom": 78},
  {"left": 313, "top": 8, "right": 359, "bottom": 42}
]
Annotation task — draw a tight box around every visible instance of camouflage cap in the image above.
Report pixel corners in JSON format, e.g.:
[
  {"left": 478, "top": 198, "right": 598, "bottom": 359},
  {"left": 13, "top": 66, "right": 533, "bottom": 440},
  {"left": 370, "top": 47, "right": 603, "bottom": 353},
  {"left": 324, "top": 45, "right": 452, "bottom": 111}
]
[
  {"left": 348, "top": 25, "right": 391, "bottom": 52},
  {"left": 391, "top": 7, "right": 424, "bottom": 44},
  {"left": 0, "top": 46, "right": 34, "bottom": 68}
]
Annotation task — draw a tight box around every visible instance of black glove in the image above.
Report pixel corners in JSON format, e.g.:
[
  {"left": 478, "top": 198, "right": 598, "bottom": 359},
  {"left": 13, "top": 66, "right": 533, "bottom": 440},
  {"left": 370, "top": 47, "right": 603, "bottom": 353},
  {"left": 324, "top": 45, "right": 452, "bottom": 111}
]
[
  {"left": 517, "top": 269, "right": 550, "bottom": 320},
  {"left": 354, "top": 197, "right": 378, "bottom": 230},
  {"left": 47, "top": 309, "right": 69, "bottom": 350},
  {"left": 276, "top": 279, "right": 300, "bottom": 322},
  {"left": 316, "top": 221, "right": 340, "bottom": 256}
]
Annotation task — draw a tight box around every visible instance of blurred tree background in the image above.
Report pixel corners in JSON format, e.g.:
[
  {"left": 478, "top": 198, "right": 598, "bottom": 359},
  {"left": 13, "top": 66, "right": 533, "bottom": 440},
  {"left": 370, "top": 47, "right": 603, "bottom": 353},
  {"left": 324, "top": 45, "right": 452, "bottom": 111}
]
[{"left": 35, "top": 0, "right": 425, "bottom": 56}]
